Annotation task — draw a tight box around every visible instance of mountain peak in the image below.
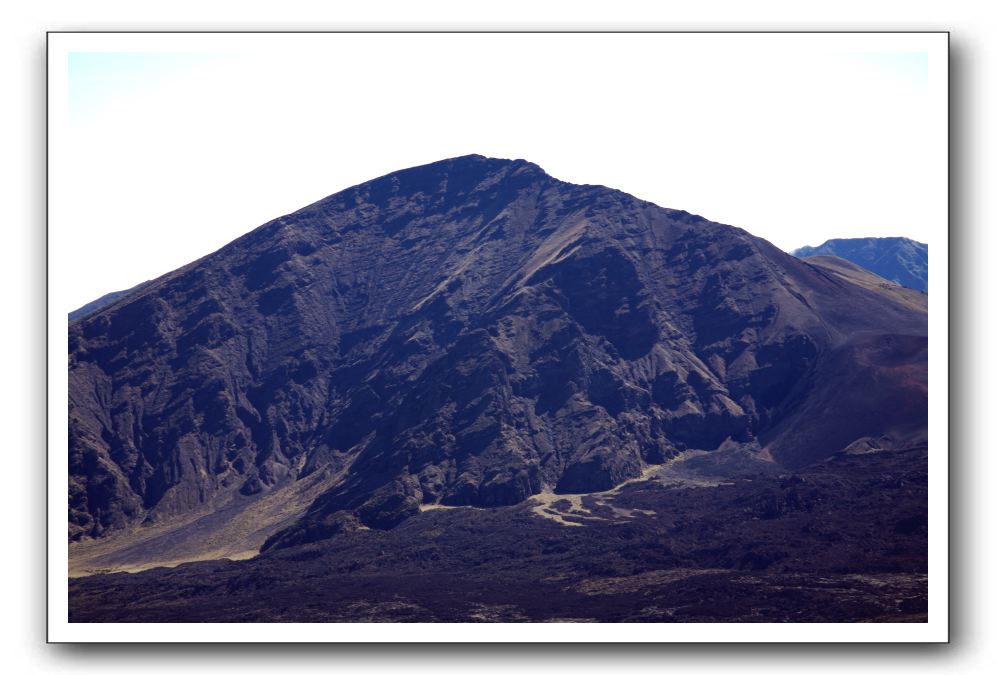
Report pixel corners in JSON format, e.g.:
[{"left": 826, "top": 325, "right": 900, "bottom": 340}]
[
  {"left": 296, "top": 154, "right": 552, "bottom": 221},
  {"left": 366, "top": 153, "right": 548, "bottom": 186},
  {"left": 428, "top": 153, "right": 545, "bottom": 172}
]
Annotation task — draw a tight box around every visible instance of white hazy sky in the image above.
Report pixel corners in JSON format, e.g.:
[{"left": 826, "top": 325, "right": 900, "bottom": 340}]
[{"left": 50, "top": 33, "right": 947, "bottom": 312}]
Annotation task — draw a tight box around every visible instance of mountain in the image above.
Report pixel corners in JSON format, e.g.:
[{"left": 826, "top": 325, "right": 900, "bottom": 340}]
[
  {"left": 68, "top": 282, "right": 149, "bottom": 322},
  {"left": 791, "top": 237, "right": 928, "bottom": 292},
  {"left": 67, "top": 155, "right": 928, "bottom": 585}
]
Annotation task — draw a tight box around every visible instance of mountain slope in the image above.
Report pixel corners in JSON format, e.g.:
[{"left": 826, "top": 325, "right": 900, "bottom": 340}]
[
  {"left": 68, "top": 155, "right": 927, "bottom": 570},
  {"left": 802, "top": 255, "right": 927, "bottom": 313},
  {"left": 791, "top": 237, "right": 928, "bottom": 292}
]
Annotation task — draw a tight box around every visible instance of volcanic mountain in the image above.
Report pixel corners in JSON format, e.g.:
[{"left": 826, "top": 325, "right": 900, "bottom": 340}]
[
  {"left": 67, "top": 155, "right": 927, "bottom": 574},
  {"left": 792, "top": 237, "right": 928, "bottom": 292}
]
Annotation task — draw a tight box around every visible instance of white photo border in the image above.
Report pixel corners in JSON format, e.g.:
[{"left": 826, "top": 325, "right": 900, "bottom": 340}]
[{"left": 47, "top": 31, "right": 949, "bottom": 643}]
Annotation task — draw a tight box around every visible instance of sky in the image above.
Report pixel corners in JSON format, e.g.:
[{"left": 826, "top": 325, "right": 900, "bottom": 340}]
[{"left": 51, "top": 33, "right": 947, "bottom": 312}]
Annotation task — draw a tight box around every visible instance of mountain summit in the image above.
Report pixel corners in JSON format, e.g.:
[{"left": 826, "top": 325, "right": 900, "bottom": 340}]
[{"left": 68, "top": 155, "right": 927, "bottom": 571}]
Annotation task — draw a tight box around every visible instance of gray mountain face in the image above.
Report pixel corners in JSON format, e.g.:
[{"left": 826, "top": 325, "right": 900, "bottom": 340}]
[
  {"left": 67, "top": 155, "right": 927, "bottom": 556},
  {"left": 791, "top": 237, "right": 928, "bottom": 292}
]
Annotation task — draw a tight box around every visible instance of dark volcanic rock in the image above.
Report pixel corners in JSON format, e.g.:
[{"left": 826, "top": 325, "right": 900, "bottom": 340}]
[
  {"left": 68, "top": 444, "right": 929, "bottom": 623},
  {"left": 792, "top": 237, "right": 928, "bottom": 292},
  {"left": 68, "top": 154, "right": 927, "bottom": 551}
]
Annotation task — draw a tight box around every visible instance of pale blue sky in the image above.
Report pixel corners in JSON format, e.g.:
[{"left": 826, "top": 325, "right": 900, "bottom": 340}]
[
  {"left": 848, "top": 51, "right": 929, "bottom": 90},
  {"left": 53, "top": 35, "right": 946, "bottom": 312},
  {"left": 69, "top": 52, "right": 224, "bottom": 126}
]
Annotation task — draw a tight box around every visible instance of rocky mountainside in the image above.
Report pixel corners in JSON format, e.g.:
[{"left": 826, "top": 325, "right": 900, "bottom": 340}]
[
  {"left": 68, "top": 155, "right": 928, "bottom": 569},
  {"left": 791, "top": 237, "right": 928, "bottom": 292}
]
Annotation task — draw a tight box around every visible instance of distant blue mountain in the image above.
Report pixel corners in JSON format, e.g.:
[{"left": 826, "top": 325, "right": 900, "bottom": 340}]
[
  {"left": 792, "top": 237, "right": 928, "bottom": 292},
  {"left": 68, "top": 282, "right": 148, "bottom": 322}
]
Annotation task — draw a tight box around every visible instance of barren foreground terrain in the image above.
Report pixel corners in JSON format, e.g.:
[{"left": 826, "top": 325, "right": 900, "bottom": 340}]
[{"left": 70, "top": 441, "right": 927, "bottom": 622}]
